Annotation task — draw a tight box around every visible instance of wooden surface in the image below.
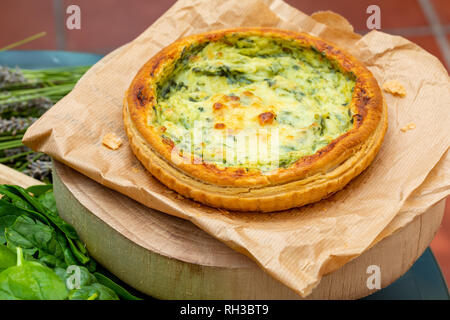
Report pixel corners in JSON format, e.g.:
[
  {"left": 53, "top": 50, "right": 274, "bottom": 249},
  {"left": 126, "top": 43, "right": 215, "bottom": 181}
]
[
  {"left": 0, "top": 163, "right": 42, "bottom": 187},
  {"left": 51, "top": 160, "right": 445, "bottom": 299}
]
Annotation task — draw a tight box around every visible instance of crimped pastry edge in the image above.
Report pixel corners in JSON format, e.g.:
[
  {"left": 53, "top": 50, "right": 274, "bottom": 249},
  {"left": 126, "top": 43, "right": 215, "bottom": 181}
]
[
  {"left": 124, "top": 28, "right": 388, "bottom": 212},
  {"left": 123, "top": 97, "right": 387, "bottom": 212},
  {"left": 126, "top": 28, "right": 384, "bottom": 189}
]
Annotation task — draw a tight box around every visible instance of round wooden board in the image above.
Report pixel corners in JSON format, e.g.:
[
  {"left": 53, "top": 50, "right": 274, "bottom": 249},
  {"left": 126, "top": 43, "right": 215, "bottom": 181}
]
[{"left": 52, "top": 161, "right": 444, "bottom": 299}]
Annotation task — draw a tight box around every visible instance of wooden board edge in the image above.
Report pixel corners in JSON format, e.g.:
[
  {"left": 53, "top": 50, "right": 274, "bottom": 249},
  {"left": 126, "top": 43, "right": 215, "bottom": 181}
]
[{"left": 0, "top": 163, "right": 42, "bottom": 187}]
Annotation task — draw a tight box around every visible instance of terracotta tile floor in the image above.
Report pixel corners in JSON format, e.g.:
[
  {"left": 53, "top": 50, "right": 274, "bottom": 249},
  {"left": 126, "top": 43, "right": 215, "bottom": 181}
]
[
  {"left": 432, "top": 0, "right": 450, "bottom": 24},
  {"left": 0, "top": 0, "right": 449, "bottom": 287}
]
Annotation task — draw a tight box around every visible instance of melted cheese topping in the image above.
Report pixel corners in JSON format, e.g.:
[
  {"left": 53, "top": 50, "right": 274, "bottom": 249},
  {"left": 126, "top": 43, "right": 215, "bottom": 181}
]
[{"left": 154, "top": 35, "right": 356, "bottom": 171}]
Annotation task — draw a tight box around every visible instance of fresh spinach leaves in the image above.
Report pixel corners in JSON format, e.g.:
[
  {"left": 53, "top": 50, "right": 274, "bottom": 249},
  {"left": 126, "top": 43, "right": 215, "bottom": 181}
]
[
  {"left": 69, "top": 283, "right": 118, "bottom": 300},
  {"left": 0, "top": 244, "right": 15, "bottom": 272},
  {"left": 94, "top": 272, "right": 140, "bottom": 300},
  {"left": 0, "top": 247, "right": 68, "bottom": 300},
  {"left": 0, "top": 184, "right": 141, "bottom": 300},
  {"left": 5, "top": 215, "right": 76, "bottom": 268},
  {"left": 56, "top": 265, "right": 119, "bottom": 300}
]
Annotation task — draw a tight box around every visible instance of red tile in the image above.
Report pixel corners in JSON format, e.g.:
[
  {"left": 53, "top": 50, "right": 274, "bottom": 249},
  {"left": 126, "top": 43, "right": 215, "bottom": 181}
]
[
  {"left": 430, "top": 196, "right": 450, "bottom": 287},
  {"left": 405, "top": 35, "right": 443, "bottom": 58},
  {"left": 431, "top": 0, "right": 450, "bottom": 24},
  {"left": 63, "top": 0, "right": 176, "bottom": 53},
  {"left": 404, "top": 35, "right": 448, "bottom": 69},
  {"left": 285, "top": 0, "right": 429, "bottom": 32},
  {"left": 0, "top": 0, "right": 57, "bottom": 50}
]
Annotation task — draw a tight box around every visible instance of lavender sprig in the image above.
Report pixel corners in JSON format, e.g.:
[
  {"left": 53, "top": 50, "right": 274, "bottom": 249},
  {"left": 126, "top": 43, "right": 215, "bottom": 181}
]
[
  {"left": 0, "top": 66, "right": 25, "bottom": 88},
  {"left": 22, "top": 154, "right": 52, "bottom": 181},
  {"left": 0, "top": 117, "right": 37, "bottom": 136},
  {"left": 3, "top": 145, "right": 30, "bottom": 157},
  {"left": 0, "top": 97, "right": 52, "bottom": 117},
  {"left": 0, "top": 64, "right": 90, "bottom": 182},
  {"left": 0, "top": 65, "right": 90, "bottom": 89}
]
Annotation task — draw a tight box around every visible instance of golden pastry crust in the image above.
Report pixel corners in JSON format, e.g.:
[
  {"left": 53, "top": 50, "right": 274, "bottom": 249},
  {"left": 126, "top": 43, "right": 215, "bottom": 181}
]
[{"left": 124, "top": 28, "right": 387, "bottom": 212}]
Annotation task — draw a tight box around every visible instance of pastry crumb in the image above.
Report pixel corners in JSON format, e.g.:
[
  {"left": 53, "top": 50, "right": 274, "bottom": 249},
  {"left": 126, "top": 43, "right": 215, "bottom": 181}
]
[
  {"left": 102, "top": 133, "right": 122, "bottom": 150},
  {"left": 131, "top": 167, "right": 140, "bottom": 173},
  {"left": 382, "top": 80, "right": 406, "bottom": 97},
  {"left": 400, "top": 123, "right": 416, "bottom": 132}
]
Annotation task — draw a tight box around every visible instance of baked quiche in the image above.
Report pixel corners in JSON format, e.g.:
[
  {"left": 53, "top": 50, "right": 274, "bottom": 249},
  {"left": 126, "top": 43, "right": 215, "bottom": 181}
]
[{"left": 124, "top": 28, "right": 387, "bottom": 212}]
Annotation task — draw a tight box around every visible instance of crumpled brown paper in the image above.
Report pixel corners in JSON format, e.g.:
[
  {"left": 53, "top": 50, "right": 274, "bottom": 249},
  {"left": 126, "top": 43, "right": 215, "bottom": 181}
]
[{"left": 23, "top": 0, "right": 450, "bottom": 297}]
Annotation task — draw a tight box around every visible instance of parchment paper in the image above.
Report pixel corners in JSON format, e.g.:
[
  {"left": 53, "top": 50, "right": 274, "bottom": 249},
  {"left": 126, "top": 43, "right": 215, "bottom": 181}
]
[{"left": 22, "top": 0, "right": 450, "bottom": 297}]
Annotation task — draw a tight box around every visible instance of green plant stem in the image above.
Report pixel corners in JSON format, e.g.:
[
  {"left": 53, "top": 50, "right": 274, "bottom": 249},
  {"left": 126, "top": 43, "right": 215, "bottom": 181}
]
[
  {"left": 0, "top": 151, "right": 33, "bottom": 163},
  {"left": 18, "top": 152, "right": 44, "bottom": 171},
  {"left": 1, "top": 66, "right": 90, "bottom": 91},
  {"left": 16, "top": 247, "right": 23, "bottom": 266},
  {"left": 0, "top": 135, "right": 24, "bottom": 141},
  {"left": 0, "top": 84, "right": 74, "bottom": 100},
  {"left": 0, "top": 140, "right": 23, "bottom": 151}
]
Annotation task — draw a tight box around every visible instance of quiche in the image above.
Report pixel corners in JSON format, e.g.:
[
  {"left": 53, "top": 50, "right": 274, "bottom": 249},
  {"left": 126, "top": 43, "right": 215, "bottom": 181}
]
[{"left": 124, "top": 28, "right": 387, "bottom": 212}]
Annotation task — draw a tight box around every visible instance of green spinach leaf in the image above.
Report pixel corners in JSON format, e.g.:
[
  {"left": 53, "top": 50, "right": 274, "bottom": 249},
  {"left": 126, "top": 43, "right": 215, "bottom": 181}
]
[
  {"left": 0, "top": 200, "right": 27, "bottom": 244},
  {"left": 0, "top": 185, "right": 36, "bottom": 212},
  {"left": 0, "top": 244, "right": 16, "bottom": 272},
  {"left": 5, "top": 215, "right": 77, "bottom": 268},
  {"left": 0, "top": 248, "right": 68, "bottom": 300},
  {"left": 26, "top": 185, "right": 53, "bottom": 197},
  {"left": 0, "top": 184, "right": 142, "bottom": 300},
  {"left": 56, "top": 265, "right": 119, "bottom": 300},
  {"left": 0, "top": 185, "right": 90, "bottom": 266},
  {"left": 37, "top": 191, "right": 57, "bottom": 214},
  {"left": 3, "top": 185, "right": 78, "bottom": 237},
  {"left": 94, "top": 272, "right": 142, "bottom": 300},
  {"left": 68, "top": 283, "right": 119, "bottom": 300},
  {"left": 26, "top": 185, "right": 57, "bottom": 214}
]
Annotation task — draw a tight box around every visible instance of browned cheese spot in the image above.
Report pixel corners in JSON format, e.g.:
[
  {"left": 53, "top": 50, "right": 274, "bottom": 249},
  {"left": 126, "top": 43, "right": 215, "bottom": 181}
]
[
  {"left": 214, "top": 123, "right": 226, "bottom": 129},
  {"left": 213, "top": 102, "right": 224, "bottom": 111},
  {"left": 258, "top": 111, "right": 276, "bottom": 126}
]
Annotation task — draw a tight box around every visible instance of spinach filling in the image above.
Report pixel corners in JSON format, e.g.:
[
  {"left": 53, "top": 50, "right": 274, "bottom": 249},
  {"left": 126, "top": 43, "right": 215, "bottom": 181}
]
[{"left": 154, "top": 34, "right": 356, "bottom": 171}]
